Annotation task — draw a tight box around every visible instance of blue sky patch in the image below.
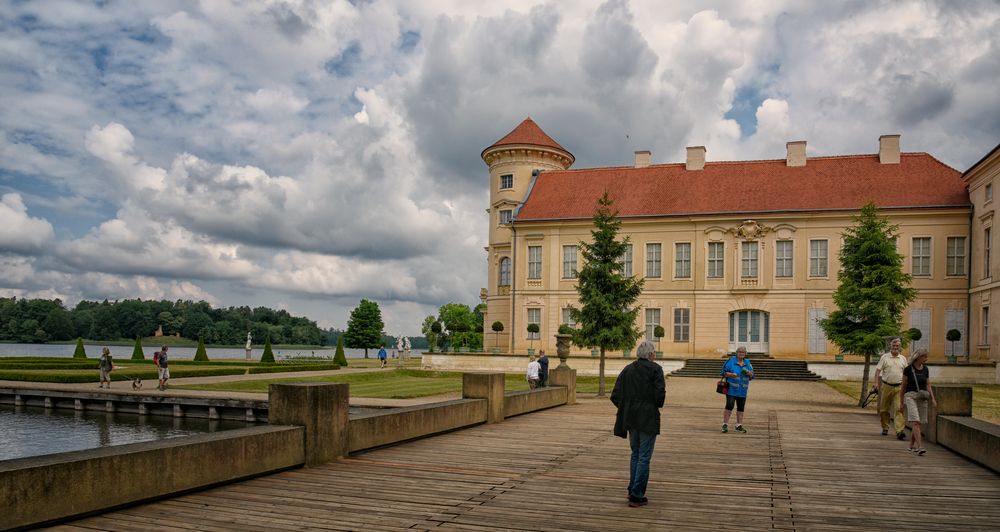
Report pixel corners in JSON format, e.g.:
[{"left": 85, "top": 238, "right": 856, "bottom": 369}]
[
  {"left": 724, "top": 84, "right": 764, "bottom": 138},
  {"left": 324, "top": 41, "right": 362, "bottom": 77}
]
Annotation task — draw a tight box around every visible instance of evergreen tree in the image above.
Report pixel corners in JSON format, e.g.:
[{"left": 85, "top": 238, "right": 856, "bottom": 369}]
[
  {"left": 343, "top": 299, "right": 384, "bottom": 358},
  {"left": 820, "top": 202, "right": 917, "bottom": 406},
  {"left": 73, "top": 337, "right": 87, "bottom": 358},
  {"left": 333, "top": 334, "right": 348, "bottom": 366},
  {"left": 569, "top": 192, "right": 645, "bottom": 396},
  {"left": 260, "top": 336, "right": 276, "bottom": 364},
  {"left": 193, "top": 336, "right": 209, "bottom": 361},
  {"left": 131, "top": 336, "right": 145, "bottom": 360}
]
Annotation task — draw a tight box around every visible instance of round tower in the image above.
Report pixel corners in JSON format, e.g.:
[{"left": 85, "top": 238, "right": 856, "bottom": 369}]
[{"left": 481, "top": 117, "right": 573, "bottom": 352}]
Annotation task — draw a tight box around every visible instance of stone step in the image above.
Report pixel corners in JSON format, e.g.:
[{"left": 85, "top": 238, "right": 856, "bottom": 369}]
[{"left": 670, "top": 358, "right": 823, "bottom": 381}]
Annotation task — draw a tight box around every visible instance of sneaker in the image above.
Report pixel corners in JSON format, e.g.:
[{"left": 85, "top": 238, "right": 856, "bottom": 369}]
[
  {"left": 721, "top": 423, "right": 728, "bottom": 433},
  {"left": 98, "top": 384, "right": 104, "bottom": 389},
  {"left": 896, "top": 431, "right": 906, "bottom": 440},
  {"left": 735, "top": 425, "right": 748, "bottom": 433},
  {"left": 917, "top": 448, "right": 926, "bottom": 456},
  {"left": 881, "top": 429, "right": 889, "bottom": 436}
]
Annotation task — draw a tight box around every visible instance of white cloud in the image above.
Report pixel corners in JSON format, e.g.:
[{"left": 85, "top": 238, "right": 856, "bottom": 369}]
[{"left": 0, "top": 194, "right": 54, "bottom": 254}]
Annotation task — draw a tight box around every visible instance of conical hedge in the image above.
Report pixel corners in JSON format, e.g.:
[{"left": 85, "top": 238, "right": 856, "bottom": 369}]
[
  {"left": 73, "top": 337, "right": 87, "bottom": 358},
  {"left": 131, "top": 336, "right": 145, "bottom": 360},
  {"left": 333, "top": 335, "right": 348, "bottom": 367},
  {"left": 260, "top": 336, "right": 275, "bottom": 364},
  {"left": 193, "top": 336, "right": 209, "bottom": 361}
]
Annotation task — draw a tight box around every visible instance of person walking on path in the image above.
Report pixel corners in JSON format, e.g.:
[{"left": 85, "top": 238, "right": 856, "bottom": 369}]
[
  {"left": 900, "top": 349, "right": 937, "bottom": 455},
  {"left": 874, "top": 337, "right": 908, "bottom": 439},
  {"left": 537, "top": 350, "right": 549, "bottom": 387},
  {"left": 611, "top": 340, "right": 666, "bottom": 508},
  {"left": 526, "top": 356, "right": 541, "bottom": 389},
  {"left": 155, "top": 346, "right": 170, "bottom": 391},
  {"left": 98, "top": 347, "right": 114, "bottom": 389},
  {"left": 721, "top": 346, "right": 755, "bottom": 434},
  {"left": 377, "top": 346, "right": 388, "bottom": 368}
]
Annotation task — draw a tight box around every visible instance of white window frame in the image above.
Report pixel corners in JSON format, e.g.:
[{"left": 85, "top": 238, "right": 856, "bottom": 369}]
[
  {"left": 499, "top": 209, "right": 513, "bottom": 225},
  {"left": 562, "top": 245, "right": 577, "bottom": 279},
  {"left": 987, "top": 183, "right": 993, "bottom": 203},
  {"left": 707, "top": 242, "right": 724, "bottom": 278},
  {"left": 741, "top": 241, "right": 758, "bottom": 278},
  {"left": 985, "top": 228, "right": 992, "bottom": 279},
  {"left": 646, "top": 243, "right": 662, "bottom": 278},
  {"left": 527, "top": 246, "right": 542, "bottom": 279},
  {"left": 644, "top": 308, "right": 661, "bottom": 342},
  {"left": 561, "top": 307, "right": 576, "bottom": 327},
  {"left": 527, "top": 308, "right": 541, "bottom": 340},
  {"left": 618, "top": 244, "right": 633, "bottom": 277},
  {"left": 809, "top": 239, "right": 828, "bottom": 278},
  {"left": 911, "top": 236, "right": 931, "bottom": 277},
  {"left": 983, "top": 306, "right": 990, "bottom": 346},
  {"left": 775, "top": 240, "right": 793, "bottom": 278},
  {"left": 500, "top": 174, "right": 513, "bottom": 190},
  {"left": 674, "top": 242, "right": 691, "bottom": 278},
  {"left": 498, "top": 257, "right": 511, "bottom": 287},
  {"left": 673, "top": 308, "right": 690, "bottom": 342},
  {"left": 946, "top": 236, "right": 966, "bottom": 277},
  {"left": 807, "top": 308, "right": 828, "bottom": 354}
]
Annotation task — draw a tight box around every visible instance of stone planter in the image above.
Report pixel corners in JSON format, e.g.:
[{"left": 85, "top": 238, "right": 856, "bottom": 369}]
[
  {"left": 835, "top": 353, "right": 845, "bottom": 362},
  {"left": 555, "top": 333, "right": 572, "bottom": 368},
  {"left": 527, "top": 348, "right": 535, "bottom": 357}
]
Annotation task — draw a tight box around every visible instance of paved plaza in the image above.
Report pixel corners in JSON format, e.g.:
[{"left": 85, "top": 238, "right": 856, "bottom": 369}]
[{"left": 43, "top": 377, "right": 1000, "bottom": 531}]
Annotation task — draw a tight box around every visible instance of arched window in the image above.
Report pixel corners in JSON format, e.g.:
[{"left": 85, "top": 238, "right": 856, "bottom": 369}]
[{"left": 499, "top": 257, "right": 511, "bottom": 286}]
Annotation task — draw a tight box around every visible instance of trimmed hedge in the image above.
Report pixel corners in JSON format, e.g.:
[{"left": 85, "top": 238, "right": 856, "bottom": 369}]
[{"left": 248, "top": 363, "right": 339, "bottom": 374}]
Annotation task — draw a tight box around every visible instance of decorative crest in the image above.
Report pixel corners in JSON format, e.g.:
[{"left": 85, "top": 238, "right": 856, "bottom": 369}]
[{"left": 727, "top": 220, "right": 773, "bottom": 240}]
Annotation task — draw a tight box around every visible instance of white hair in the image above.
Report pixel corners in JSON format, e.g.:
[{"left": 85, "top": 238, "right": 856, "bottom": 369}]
[{"left": 636, "top": 340, "right": 656, "bottom": 359}]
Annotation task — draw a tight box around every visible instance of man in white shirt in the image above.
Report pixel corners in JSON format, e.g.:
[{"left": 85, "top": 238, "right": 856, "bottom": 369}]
[
  {"left": 874, "top": 337, "right": 908, "bottom": 439},
  {"left": 527, "top": 356, "right": 541, "bottom": 389}
]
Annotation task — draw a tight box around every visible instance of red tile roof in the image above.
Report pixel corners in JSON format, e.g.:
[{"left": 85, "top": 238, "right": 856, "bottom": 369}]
[
  {"left": 516, "top": 153, "right": 968, "bottom": 221},
  {"left": 482, "top": 117, "right": 572, "bottom": 157}
]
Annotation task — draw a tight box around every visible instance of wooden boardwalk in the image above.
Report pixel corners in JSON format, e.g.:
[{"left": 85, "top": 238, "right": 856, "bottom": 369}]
[{"left": 49, "top": 380, "right": 1000, "bottom": 531}]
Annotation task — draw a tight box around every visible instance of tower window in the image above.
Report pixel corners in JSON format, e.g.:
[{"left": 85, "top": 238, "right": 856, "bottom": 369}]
[
  {"left": 499, "top": 210, "right": 512, "bottom": 224},
  {"left": 500, "top": 174, "right": 513, "bottom": 189}
]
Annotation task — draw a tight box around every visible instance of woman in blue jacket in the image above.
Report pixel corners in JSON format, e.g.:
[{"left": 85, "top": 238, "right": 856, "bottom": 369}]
[{"left": 721, "top": 346, "right": 754, "bottom": 433}]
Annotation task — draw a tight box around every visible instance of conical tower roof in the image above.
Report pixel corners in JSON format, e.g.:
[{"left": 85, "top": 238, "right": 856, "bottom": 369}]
[{"left": 482, "top": 117, "right": 573, "bottom": 162}]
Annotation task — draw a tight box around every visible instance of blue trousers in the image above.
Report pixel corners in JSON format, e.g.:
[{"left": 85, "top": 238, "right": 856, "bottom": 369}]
[{"left": 627, "top": 430, "right": 657, "bottom": 500}]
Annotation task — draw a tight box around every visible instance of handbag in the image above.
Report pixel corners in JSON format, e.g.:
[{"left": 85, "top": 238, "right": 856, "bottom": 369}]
[
  {"left": 910, "top": 366, "right": 931, "bottom": 400},
  {"left": 716, "top": 379, "right": 729, "bottom": 395}
]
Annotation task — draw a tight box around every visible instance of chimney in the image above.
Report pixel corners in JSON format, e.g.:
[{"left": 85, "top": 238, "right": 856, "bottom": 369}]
[
  {"left": 686, "top": 146, "right": 706, "bottom": 171},
  {"left": 786, "top": 141, "right": 807, "bottom": 167},
  {"left": 634, "top": 150, "right": 651, "bottom": 168},
  {"left": 879, "top": 134, "right": 900, "bottom": 164}
]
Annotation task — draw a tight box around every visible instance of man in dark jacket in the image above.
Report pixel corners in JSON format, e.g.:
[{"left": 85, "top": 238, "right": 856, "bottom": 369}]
[
  {"left": 610, "top": 340, "right": 665, "bottom": 508},
  {"left": 537, "top": 350, "right": 549, "bottom": 387}
]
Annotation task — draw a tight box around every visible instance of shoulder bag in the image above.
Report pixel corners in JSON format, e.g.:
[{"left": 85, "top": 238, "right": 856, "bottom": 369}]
[{"left": 910, "top": 365, "right": 930, "bottom": 400}]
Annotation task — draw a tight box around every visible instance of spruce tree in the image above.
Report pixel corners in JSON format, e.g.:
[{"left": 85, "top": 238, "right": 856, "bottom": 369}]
[
  {"left": 193, "top": 336, "right": 209, "bottom": 361},
  {"left": 131, "top": 336, "right": 145, "bottom": 360},
  {"left": 333, "top": 334, "right": 348, "bottom": 367},
  {"left": 73, "top": 337, "right": 87, "bottom": 358},
  {"left": 820, "top": 202, "right": 917, "bottom": 406},
  {"left": 260, "top": 336, "right": 276, "bottom": 364},
  {"left": 570, "top": 192, "right": 645, "bottom": 396}
]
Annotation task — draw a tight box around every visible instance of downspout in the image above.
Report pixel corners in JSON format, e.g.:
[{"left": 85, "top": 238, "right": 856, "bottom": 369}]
[
  {"left": 510, "top": 223, "right": 517, "bottom": 354},
  {"left": 967, "top": 205, "right": 973, "bottom": 359}
]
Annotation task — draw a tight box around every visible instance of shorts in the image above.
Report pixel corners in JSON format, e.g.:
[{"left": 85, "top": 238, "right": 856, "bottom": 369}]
[
  {"left": 904, "top": 391, "right": 928, "bottom": 424},
  {"left": 100, "top": 368, "right": 111, "bottom": 381},
  {"left": 725, "top": 394, "right": 747, "bottom": 412},
  {"left": 158, "top": 367, "right": 170, "bottom": 380}
]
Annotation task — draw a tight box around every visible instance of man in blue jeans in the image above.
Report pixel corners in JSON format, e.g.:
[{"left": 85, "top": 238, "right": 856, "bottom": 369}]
[{"left": 610, "top": 340, "right": 665, "bottom": 508}]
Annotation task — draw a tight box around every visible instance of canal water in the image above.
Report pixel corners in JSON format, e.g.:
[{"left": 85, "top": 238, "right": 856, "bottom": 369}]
[
  {"left": 0, "top": 404, "right": 257, "bottom": 461},
  {"left": 0, "top": 342, "right": 386, "bottom": 360}
]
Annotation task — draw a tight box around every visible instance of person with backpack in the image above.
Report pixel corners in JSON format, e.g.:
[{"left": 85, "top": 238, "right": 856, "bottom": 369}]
[
  {"left": 98, "top": 347, "right": 114, "bottom": 389},
  {"left": 154, "top": 346, "right": 170, "bottom": 391}
]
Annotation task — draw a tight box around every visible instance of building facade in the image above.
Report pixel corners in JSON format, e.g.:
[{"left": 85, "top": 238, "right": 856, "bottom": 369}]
[
  {"left": 483, "top": 118, "right": 974, "bottom": 361},
  {"left": 964, "top": 143, "right": 1000, "bottom": 364}
]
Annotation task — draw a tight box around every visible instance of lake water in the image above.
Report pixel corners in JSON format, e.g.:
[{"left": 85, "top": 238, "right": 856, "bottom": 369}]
[
  {"left": 0, "top": 343, "right": 398, "bottom": 360},
  {"left": 0, "top": 404, "right": 256, "bottom": 461}
]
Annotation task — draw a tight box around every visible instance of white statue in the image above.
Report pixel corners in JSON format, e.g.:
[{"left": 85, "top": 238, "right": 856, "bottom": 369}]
[{"left": 246, "top": 331, "right": 253, "bottom": 350}]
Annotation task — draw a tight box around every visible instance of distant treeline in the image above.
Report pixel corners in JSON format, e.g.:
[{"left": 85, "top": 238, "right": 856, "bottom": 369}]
[
  {"left": 322, "top": 328, "right": 428, "bottom": 351},
  {"left": 0, "top": 297, "right": 324, "bottom": 345}
]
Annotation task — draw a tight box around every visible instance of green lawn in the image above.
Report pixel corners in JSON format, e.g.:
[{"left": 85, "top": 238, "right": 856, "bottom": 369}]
[
  {"left": 178, "top": 369, "right": 618, "bottom": 398},
  {"left": 825, "top": 380, "right": 1000, "bottom": 424}
]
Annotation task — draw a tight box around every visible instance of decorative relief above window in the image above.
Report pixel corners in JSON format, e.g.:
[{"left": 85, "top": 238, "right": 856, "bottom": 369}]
[{"left": 726, "top": 220, "right": 774, "bottom": 240}]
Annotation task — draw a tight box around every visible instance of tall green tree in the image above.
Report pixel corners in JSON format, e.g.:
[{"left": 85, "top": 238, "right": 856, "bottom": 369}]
[
  {"left": 333, "top": 334, "right": 348, "bottom": 366},
  {"left": 344, "top": 299, "right": 384, "bottom": 358},
  {"left": 193, "top": 336, "right": 209, "bottom": 361},
  {"left": 422, "top": 315, "right": 441, "bottom": 352},
  {"left": 820, "top": 202, "right": 917, "bottom": 406},
  {"left": 42, "top": 307, "right": 75, "bottom": 341},
  {"left": 131, "top": 336, "right": 145, "bottom": 360},
  {"left": 569, "top": 192, "right": 645, "bottom": 396}
]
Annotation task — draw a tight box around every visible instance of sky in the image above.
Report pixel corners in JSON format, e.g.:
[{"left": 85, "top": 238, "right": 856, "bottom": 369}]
[{"left": 1, "top": 0, "right": 998, "bottom": 336}]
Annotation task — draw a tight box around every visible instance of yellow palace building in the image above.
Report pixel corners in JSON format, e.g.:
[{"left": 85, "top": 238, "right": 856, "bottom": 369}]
[{"left": 481, "top": 118, "right": 977, "bottom": 362}]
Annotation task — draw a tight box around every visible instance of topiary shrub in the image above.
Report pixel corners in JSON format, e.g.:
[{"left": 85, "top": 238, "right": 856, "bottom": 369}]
[
  {"left": 333, "top": 335, "right": 348, "bottom": 367},
  {"left": 906, "top": 327, "right": 922, "bottom": 343},
  {"left": 131, "top": 336, "right": 145, "bottom": 360},
  {"left": 193, "top": 336, "right": 209, "bottom": 362},
  {"left": 73, "top": 337, "right": 87, "bottom": 359},
  {"left": 260, "top": 336, "right": 276, "bottom": 364}
]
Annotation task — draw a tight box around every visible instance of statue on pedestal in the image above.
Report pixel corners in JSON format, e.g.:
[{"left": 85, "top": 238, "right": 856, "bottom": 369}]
[{"left": 245, "top": 332, "right": 253, "bottom": 360}]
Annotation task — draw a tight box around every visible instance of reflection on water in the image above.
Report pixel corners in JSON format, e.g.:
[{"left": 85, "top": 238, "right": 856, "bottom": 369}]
[{"left": 0, "top": 404, "right": 256, "bottom": 461}]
